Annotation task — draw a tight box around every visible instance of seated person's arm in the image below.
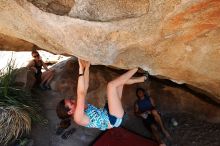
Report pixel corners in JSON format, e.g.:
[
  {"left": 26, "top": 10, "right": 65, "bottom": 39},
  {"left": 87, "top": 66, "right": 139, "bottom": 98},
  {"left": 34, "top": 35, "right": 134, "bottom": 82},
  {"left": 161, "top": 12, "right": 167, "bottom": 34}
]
[
  {"left": 134, "top": 102, "right": 150, "bottom": 119},
  {"left": 42, "top": 61, "right": 50, "bottom": 71},
  {"left": 134, "top": 103, "right": 142, "bottom": 116}
]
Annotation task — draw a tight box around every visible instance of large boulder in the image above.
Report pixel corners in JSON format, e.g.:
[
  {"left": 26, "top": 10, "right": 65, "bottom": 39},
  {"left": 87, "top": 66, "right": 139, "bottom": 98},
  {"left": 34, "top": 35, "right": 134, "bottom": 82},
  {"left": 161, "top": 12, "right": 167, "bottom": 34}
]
[
  {"left": 27, "top": 0, "right": 74, "bottom": 15},
  {"left": 51, "top": 59, "right": 220, "bottom": 123},
  {"left": 0, "top": 0, "right": 220, "bottom": 103},
  {"left": 14, "top": 67, "right": 36, "bottom": 90}
]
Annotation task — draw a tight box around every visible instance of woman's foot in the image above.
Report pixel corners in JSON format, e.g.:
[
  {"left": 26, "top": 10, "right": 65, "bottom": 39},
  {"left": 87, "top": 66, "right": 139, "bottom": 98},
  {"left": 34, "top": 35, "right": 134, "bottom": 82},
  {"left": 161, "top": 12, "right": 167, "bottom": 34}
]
[
  {"left": 39, "top": 84, "right": 47, "bottom": 90},
  {"left": 138, "top": 67, "right": 149, "bottom": 81}
]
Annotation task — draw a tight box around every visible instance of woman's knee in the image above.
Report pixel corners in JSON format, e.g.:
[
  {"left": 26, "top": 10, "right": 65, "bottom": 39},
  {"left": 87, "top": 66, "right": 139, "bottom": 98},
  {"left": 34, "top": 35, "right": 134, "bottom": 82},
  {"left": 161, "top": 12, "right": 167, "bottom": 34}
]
[
  {"left": 152, "top": 110, "right": 161, "bottom": 119},
  {"left": 152, "top": 109, "right": 159, "bottom": 115}
]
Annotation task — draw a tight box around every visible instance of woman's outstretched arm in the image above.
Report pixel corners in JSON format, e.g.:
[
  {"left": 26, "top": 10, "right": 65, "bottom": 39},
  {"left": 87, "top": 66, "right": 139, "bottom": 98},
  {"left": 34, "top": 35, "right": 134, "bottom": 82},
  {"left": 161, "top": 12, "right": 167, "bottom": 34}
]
[{"left": 74, "top": 59, "right": 90, "bottom": 126}]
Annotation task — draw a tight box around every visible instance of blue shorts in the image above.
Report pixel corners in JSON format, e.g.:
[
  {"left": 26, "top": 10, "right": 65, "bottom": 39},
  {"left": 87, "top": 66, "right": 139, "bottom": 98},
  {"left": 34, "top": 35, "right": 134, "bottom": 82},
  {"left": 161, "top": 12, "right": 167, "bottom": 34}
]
[{"left": 104, "top": 103, "right": 123, "bottom": 127}]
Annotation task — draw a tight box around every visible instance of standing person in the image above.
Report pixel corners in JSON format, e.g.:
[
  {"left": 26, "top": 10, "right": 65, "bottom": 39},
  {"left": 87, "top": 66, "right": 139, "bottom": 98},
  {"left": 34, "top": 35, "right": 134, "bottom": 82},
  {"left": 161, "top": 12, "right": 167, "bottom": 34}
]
[
  {"left": 56, "top": 59, "right": 148, "bottom": 131},
  {"left": 134, "top": 88, "right": 171, "bottom": 146},
  {"left": 27, "top": 48, "right": 54, "bottom": 89}
]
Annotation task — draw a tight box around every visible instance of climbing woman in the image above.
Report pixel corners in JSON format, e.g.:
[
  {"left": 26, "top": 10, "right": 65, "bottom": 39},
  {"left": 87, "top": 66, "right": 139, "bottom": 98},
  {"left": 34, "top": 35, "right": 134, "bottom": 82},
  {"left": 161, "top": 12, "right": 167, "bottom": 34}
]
[{"left": 56, "top": 59, "right": 148, "bottom": 131}]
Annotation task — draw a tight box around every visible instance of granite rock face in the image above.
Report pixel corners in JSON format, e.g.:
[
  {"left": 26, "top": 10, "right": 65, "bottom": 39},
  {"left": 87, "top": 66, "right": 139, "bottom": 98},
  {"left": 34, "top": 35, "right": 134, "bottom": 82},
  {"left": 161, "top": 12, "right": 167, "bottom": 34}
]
[
  {"left": 51, "top": 59, "right": 220, "bottom": 123},
  {"left": 0, "top": 0, "right": 220, "bottom": 102},
  {"left": 69, "top": 0, "right": 150, "bottom": 21},
  {"left": 27, "top": 0, "right": 74, "bottom": 15},
  {"left": 0, "top": 33, "right": 33, "bottom": 51}
]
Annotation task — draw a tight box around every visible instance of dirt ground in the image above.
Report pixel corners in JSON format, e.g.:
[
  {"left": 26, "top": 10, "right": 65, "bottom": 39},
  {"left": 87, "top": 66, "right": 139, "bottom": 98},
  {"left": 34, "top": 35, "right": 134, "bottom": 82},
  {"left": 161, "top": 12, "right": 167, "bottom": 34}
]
[
  {"left": 121, "top": 112, "right": 220, "bottom": 146},
  {"left": 162, "top": 113, "right": 220, "bottom": 146}
]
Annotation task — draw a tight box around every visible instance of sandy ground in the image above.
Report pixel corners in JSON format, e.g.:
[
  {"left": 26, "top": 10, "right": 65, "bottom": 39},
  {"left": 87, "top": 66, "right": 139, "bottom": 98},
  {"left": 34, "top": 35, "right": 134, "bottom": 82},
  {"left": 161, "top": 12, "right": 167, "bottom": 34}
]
[
  {"left": 30, "top": 88, "right": 220, "bottom": 146},
  {"left": 163, "top": 113, "right": 220, "bottom": 146}
]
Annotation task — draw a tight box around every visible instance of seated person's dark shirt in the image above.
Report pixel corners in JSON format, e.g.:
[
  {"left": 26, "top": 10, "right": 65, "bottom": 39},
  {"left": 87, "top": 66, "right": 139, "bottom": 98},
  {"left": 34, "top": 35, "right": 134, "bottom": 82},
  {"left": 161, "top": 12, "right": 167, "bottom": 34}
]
[
  {"left": 136, "top": 95, "right": 154, "bottom": 112},
  {"left": 136, "top": 95, "right": 155, "bottom": 125}
]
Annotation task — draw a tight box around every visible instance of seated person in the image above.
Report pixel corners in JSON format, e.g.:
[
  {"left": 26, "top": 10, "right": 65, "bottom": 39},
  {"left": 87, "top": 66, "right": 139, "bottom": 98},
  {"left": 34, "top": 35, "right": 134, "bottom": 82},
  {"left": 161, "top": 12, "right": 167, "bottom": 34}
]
[
  {"left": 56, "top": 59, "right": 148, "bottom": 131},
  {"left": 27, "top": 49, "right": 54, "bottom": 89},
  {"left": 134, "top": 87, "right": 171, "bottom": 146}
]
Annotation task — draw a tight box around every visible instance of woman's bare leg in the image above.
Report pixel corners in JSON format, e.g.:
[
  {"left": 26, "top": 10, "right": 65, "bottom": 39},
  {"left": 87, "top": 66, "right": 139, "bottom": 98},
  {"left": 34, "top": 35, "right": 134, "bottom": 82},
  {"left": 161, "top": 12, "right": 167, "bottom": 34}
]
[
  {"left": 115, "top": 76, "right": 146, "bottom": 99},
  {"left": 152, "top": 110, "right": 171, "bottom": 140},
  {"left": 150, "top": 124, "right": 166, "bottom": 146},
  {"left": 107, "top": 68, "right": 140, "bottom": 118},
  {"left": 111, "top": 76, "right": 147, "bottom": 103},
  {"left": 125, "top": 76, "right": 146, "bottom": 85},
  {"left": 45, "top": 74, "right": 53, "bottom": 86},
  {"left": 45, "top": 71, "right": 54, "bottom": 86},
  {"left": 41, "top": 71, "right": 51, "bottom": 86}
]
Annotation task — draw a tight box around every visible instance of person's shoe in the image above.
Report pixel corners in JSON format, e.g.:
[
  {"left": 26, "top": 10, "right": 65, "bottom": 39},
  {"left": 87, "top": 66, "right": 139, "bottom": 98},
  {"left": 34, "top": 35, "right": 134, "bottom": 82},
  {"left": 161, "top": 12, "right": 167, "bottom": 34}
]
[
  {"left": 39, "top": 84, "right": 47, "bottom": 90},
  {"left": 144, "top": 72, "right": 149, "bottom": 79},
  {"left": 143, "top": 71, "right": 149, "bottom": 83},
  {"left": 56, "top": 127, "right": 65, "bottom": 135},
  {"left": 138, "top": 68, "right": 149, "bottom": 81},
  {"left": 138, "top": 67, "right": 145, "bottom": 73},
  {"left": 61, "top": 128, "right": 76, "bottom": 139},
  {"left": 14, "top": 137, "right": 33, "bottom": 146},
  {"left": 45, "top": 84, "right": 51, "bottom": 90}
]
